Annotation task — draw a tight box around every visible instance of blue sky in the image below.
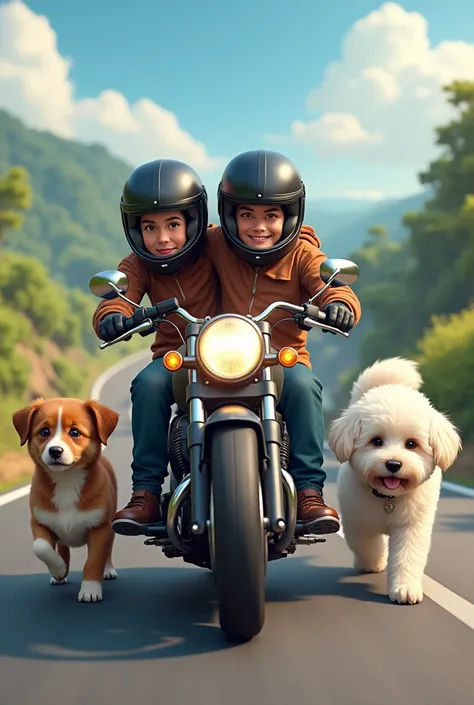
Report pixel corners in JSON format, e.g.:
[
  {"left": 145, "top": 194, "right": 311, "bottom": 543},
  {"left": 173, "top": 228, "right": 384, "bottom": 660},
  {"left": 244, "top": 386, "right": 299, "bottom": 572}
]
[{"left": 2, "top": 0, "right": 474, "bottom": 201}]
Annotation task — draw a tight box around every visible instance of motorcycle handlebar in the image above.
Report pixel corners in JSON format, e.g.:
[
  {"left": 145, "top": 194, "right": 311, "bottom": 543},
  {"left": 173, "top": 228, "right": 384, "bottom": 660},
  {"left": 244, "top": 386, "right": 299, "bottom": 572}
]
[
  {"left": 99, "top": 296, "right": 345, "bottom": 349},
  {"left": 121, "top": 297, "right": 180, "bottom": 331},
  {"left": 123, "top": 314, "right": 140, "bottom": 332},
  {"left": 153, "top": 297, "right": 180, "bottom": 317}
]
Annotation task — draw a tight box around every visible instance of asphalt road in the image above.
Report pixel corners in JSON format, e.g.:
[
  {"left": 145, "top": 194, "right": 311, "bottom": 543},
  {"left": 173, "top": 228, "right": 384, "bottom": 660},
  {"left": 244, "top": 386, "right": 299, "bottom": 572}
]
[{"left": 1, "top": 353, "right": 473, "bottom": 705}]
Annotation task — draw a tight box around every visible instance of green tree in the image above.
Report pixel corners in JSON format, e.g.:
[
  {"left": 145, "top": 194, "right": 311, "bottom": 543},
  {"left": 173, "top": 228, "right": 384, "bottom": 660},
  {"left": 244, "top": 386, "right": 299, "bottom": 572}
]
[
  {"left": 327, "top": 225, "right": 411, "bottom": 412},
  {"left": 399, "top": 80, "right": 474, "bottom": 329},
  {"left": 417, "top": 305, "right": 474, "bottom": 441},
  {"left": 367, "top": 224, "right": 389, "bottom": 244},
  {"left": 316, "top": 224, "right": 408, "bottom": 413},
  {"left": 350, "top": 81, "right": 474, "bottom": 370},
  {"left": 0, "top": 166, "right": 32, "bottom": 245},
  {"left": 52, "top": 358, "right": 84, "bottom": 397},
  {"left": 0, "top": 303, "right": 31, "bottom": 396},
  {"left": 1, "top": 109, "right": 129, "bottom": 292},
  {"left": 333, "top": 80, "right": 474, "bottom": 441}
]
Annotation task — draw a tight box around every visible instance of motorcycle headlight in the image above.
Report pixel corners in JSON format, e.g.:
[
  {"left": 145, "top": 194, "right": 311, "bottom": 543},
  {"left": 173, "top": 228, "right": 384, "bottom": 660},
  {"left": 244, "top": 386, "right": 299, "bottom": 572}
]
[{"left": 196, "top": 315, "right": 264, "bottom": 382}]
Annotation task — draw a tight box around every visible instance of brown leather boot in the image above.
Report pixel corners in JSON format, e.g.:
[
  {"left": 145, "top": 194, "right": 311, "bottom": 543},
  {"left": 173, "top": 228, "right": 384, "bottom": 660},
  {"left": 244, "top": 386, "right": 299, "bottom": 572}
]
[
  {"left": 112, "top": 490, "right": 163, "bottom": 536},
  {"left": 297, "top": 488, "right": 340, "bottom": 534}
]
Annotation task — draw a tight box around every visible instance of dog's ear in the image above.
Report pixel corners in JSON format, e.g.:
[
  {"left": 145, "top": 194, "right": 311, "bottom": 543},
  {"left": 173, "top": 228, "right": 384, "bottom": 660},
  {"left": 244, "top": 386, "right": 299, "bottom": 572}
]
[
  {"left": 328, "top": 407, "right": 362, "bottom": 463},
  {"left": 12, "top": 398, "right": 45, "bottom": 446},
  {"left": 429, "top": 409, "right": 462, "bottom": 472},
  {"left": 84, "top": 400, "right": 120, "bottom": 445}
]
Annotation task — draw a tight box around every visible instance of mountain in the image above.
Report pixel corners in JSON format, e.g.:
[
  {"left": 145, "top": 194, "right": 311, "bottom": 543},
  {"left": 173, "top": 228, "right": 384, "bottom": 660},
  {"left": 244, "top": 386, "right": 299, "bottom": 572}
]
[
  {"left": 1, "top": 108, "right": 429, "bottom": 292},
  {"left": 208, "top": 194, "right": 433, "bottom": 254},
  {"left": 0, "top": 108, "right": 434, "bottom": 412},
  {"left": 0, "top": 109, "right": 131, "bottom": 291},
  {"left": 318, "top": 190, "right": 433, "bottom": 257}
]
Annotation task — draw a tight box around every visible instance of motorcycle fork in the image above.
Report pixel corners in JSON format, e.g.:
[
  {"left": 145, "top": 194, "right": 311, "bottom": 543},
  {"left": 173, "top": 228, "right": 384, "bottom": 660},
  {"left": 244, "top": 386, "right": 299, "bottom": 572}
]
[
  {"left": 259, "top": 322, "right": 286, "bottom": 534},
  {"left": 185, "top": 324, "right": 209, "bottom": 536}
]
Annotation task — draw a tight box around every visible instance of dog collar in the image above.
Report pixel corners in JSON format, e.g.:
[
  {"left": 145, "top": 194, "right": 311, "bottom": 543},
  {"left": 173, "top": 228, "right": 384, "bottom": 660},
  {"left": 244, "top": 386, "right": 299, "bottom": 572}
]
[{"left": 371, "top": 487, "right": 396, "bottom": 514}]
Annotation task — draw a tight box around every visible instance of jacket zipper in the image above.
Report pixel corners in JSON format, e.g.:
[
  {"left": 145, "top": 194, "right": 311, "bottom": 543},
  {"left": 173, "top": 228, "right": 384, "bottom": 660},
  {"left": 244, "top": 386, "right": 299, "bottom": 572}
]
[
  {"left": 248, "top": 270, "right": 259, "bottom": 315},
  {"left": 175, "top": 277, "right": 186, "bottom": 302}
]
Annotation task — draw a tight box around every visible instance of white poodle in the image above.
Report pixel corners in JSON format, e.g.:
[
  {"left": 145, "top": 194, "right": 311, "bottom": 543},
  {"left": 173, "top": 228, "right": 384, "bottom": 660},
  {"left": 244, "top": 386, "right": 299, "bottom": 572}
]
[{"left": 329, "top": 357, "right": 462, "bottom": 605}]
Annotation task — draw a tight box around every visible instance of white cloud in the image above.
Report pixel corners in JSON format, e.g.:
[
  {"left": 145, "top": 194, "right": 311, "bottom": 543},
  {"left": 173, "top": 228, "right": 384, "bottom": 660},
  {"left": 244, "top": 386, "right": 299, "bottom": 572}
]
[
  {"left": 290, "top": 113, "right": 383, "bottom": 149},
  {"left": 0, "top": 1, "right": 221, "bottom": 171},
  {"left": 267, "top": 2, "right": 474, "bottom": 165}
]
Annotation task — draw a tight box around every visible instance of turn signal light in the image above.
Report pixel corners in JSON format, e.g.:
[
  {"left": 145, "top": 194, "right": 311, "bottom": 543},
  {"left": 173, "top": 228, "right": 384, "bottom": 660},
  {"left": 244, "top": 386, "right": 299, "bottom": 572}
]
[
  {"left": 163, "top": 350, "right": 183, "bottom": 371},
  {"left": 278, "top": 347, "right": 298, "bottom": 368}
]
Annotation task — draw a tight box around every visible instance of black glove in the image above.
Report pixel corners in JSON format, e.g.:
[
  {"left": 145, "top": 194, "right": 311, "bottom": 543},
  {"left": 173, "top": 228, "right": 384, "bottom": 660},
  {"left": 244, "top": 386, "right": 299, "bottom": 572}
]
[
  {"left": 323, "top": 302, "right": 355, "bottom": 334},
  {"left": 98, "top": 313, "right": 132, "bottom": 342}
]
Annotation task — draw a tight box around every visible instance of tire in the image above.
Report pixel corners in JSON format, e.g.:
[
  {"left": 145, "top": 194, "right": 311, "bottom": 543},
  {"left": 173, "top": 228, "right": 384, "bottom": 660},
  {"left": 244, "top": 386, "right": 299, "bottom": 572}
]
[{"left": 210, "top": 425, "right": 266, "bottom": 641}]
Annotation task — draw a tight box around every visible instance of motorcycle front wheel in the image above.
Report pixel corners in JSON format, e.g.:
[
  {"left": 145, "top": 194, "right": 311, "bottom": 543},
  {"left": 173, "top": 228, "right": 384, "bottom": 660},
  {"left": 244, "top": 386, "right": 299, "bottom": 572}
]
[{"left": 209, "top": 425, "right": 266, "bottom": 641}]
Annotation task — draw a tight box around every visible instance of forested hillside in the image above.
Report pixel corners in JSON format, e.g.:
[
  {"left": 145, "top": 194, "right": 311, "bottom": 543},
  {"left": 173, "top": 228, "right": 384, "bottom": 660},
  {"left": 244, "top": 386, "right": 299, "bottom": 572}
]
[
  {"left": 0, "top": 107, "right": 433, "bottom": 286},
  {"left": 0, "top": 109, "right": 131, "bottom": 290},
  {"left": 0, "top": 162, "right": 144, "bottom": 489},
  {"left": 0, "top": 81, "right": 472, "bottom": 490},
  {"left": 0, "top": 245, "right": 144, "bottom": 489},
  {"left": 325, "top": 82, "right": 474, "bottom": 485}
]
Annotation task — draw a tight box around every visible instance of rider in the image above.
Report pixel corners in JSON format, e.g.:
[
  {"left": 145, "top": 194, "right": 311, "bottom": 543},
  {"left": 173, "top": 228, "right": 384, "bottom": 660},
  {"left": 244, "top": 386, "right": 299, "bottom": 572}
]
[
  {"left": 92, "top": 158, "right": 221, "bottom": 534},
  {"left": 205, "top": 149, "right": 362, "bottom": 534}
]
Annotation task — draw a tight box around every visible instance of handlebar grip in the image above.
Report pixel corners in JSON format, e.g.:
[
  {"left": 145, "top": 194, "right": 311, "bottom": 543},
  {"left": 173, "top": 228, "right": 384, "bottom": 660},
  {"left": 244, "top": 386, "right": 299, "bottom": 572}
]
[
  {"left": 123, "top": 305, "right": 158, "bottom": 332},
  {"left": 123, "top": 314, "right": 138, "bottom": 332},
  {"left": 304, "top": 303, "right": 326, "bottom": 321},
  {"left": 155, "top": 297, "right": 180, "bottom": 316}
]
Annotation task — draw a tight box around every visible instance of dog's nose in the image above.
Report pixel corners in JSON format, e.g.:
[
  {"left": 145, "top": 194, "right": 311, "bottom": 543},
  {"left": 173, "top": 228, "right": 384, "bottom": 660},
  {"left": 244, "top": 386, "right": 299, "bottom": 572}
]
[
  {"left": 48, "top": 446, "right": 64, "bottom": 459},
  {"left": 385, "top": 459, "right": 402, "bottom": 473}
]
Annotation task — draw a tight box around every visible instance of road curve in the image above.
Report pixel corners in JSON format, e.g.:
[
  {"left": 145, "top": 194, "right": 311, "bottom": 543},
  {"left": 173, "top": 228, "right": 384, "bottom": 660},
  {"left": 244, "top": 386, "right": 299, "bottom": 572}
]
[{"left": 1, "top": 354, "right": 473, "bottom": 705}]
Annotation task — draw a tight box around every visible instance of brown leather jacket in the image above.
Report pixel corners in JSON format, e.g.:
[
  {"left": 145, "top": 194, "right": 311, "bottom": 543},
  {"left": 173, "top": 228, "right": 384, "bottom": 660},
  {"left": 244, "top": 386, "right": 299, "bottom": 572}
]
[
  {"left": 92, "top": 251, "right": 221, "bottom": 359},
  {"left": 205, "top": 224, "right": 362, "bottom": 368}
]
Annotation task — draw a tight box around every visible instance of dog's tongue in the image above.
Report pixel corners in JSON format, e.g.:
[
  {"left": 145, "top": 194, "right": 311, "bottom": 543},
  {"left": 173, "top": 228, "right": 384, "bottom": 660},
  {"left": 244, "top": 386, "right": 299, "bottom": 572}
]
[{"left": 383, "top": 476, "right": 401, "bottom": 490}]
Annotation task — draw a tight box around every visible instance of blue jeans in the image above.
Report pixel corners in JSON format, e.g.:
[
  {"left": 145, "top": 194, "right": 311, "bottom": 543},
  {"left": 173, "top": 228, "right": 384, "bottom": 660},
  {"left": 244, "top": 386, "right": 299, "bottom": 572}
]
[
  {"left": 129, "top": 358, "right": 326, "bottom": 496},
  {"left": 277, "top": 363, "right": 326, "bottom": 493},
  {"left": 130, "top": 357, "right": 174, "bottom": 495}
]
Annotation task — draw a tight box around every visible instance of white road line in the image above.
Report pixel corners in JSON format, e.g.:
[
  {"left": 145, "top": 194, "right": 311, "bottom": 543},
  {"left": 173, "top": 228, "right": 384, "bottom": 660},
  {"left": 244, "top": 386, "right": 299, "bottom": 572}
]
[
  {"left": 336, "top": 527, "right": 474, "bottom": 630},
  {"left": 422, "top": 576, "right": 474, "bottom": 630},
  {"left": 0, "top": 484, "right": 31, "bottom": 507}
]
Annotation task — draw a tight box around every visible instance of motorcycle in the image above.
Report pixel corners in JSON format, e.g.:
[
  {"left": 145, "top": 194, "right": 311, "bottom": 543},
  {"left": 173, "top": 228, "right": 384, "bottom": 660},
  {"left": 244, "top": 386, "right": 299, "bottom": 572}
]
[{"left": 89, "top": 257, "right": 359, "bottom": 641}]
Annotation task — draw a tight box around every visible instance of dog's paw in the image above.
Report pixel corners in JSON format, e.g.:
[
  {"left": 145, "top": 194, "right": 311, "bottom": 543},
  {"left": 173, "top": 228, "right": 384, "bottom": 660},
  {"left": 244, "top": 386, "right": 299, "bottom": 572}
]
[
  {"left": 50, "top": 566, "right": 68, "bottom": 582},
  {"left": 78, "top": 580, "right": 103, "bottom": 603},
  {"left": 50, "top": 576, "right": 68, "bottom": 586},
  {"left": 33, "top": 538, "right": 68, "bottom": 580},
  {"left": 354, "top": 557, "right": 387, "bottom": 574},
  {"left": 389, "top": 582, "right": 423, "bottom": 605},
  {"left": 103, "top": 566, "right": 117, "bottom": 580}
]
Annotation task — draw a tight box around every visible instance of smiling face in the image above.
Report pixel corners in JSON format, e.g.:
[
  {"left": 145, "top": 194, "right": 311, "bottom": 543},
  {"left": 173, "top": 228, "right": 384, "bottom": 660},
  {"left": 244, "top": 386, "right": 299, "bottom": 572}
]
[
  {"left": 328, "top": 385, "right": 462, "bottom": 497},
  {"left": 140, "top": 210, "right": 187, "bottom": 256},
  {"left": 12, "top": 398, "right": 119, "bottom": 471},
  {"left": 351, "top": 416, "right": 434, "bottom": 496},
  {"left": 235, "top": 204, "right": 284, "bottom": 249}
]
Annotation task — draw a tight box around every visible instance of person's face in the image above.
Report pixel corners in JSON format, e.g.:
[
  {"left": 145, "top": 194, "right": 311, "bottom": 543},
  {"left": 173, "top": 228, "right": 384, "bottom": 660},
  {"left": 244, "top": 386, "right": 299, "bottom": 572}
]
[
  {"left": 140, "top": 210, "right": 187, "bottom": 255},
  {"left": 236, "top": 204, "right": 284, "bottom": 249}
]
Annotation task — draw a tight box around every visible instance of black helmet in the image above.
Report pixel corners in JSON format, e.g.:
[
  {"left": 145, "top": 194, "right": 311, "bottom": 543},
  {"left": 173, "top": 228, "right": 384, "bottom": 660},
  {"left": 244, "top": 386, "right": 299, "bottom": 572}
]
[
  {"left": 217, "top": 149, "right": 306, "bottom": 267},
  {"left": 120, "top": 158, "right": 208, "bottom": 274}
]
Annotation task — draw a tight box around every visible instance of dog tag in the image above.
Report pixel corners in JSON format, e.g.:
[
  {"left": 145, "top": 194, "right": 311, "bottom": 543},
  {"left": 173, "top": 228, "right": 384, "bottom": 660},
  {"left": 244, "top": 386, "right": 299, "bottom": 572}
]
[{"left": 383, "top": 500, "right": 395, "bottom": 514}]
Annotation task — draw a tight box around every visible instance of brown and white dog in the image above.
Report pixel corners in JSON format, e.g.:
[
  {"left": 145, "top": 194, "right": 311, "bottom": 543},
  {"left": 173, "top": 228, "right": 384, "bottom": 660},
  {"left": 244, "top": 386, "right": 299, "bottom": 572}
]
[{"left": 12, "top": 397, "right": 120, "bottom": 603}]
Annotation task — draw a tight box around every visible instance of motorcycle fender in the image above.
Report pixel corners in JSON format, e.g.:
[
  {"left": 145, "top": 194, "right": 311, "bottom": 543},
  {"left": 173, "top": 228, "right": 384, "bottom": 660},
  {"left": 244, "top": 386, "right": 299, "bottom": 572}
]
[{"left": 201, "top": 405, "right": 268, "bottom": 465}]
